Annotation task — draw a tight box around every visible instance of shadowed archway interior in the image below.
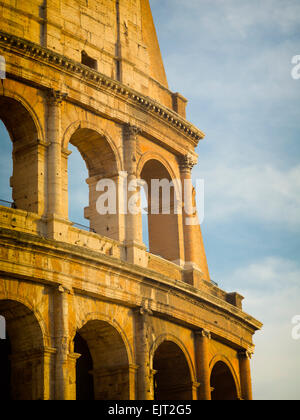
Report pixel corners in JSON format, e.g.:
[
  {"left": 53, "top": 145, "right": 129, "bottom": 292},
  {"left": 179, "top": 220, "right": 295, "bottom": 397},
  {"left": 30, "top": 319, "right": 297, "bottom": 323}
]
[
  {"left": 153, "top": 340, "right": 193, "bottom": 400},
  {"left": 0, "top": 299, "right": 45, "bottom": 400},
  {"left": 74, "top": 320, "right": 130, "bottom": 400},
  {"left": 210, "top": 361, "right": 238, "bottom": 401}
]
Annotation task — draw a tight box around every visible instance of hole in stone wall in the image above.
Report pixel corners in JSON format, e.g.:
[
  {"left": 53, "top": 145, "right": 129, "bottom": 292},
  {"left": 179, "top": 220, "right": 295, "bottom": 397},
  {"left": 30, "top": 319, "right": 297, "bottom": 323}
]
[{"left": 81, "top": 51, "right": 98, "bottom": 71}]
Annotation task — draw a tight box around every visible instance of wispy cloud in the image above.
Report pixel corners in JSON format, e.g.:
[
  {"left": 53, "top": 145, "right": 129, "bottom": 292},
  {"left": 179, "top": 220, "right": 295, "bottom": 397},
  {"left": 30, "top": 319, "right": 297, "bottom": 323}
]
[
  {"left": 196, "top": 164, "right": 300, "bottom": 230},
  {"left": 222, "top": 257, "right": 300, "bottom": 400}
]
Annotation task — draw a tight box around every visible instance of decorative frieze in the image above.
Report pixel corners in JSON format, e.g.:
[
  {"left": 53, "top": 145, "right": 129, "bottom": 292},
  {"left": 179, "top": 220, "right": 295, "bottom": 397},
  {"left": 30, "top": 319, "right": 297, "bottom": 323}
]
[{"left": 0, "top": 30, "right": 205, "bottom": 144}]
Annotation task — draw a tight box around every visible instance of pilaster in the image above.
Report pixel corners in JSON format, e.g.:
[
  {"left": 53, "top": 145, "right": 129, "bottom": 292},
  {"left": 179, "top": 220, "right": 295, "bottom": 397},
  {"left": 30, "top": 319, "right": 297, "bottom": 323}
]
[
  {"left": 47, "top": 89, "right": 67, "bottom": 220},
  {"left": 195, "top": 329, "right": 212, "bottom": 400},
  {"left": 123, "top": 124, "right": 147, "bottom": 266},
  {"left": 134, "top": 305, "right": 154, "bottom": 400},
  {"left": 239, "top": 350, "right": 253, "bottom": 401}
]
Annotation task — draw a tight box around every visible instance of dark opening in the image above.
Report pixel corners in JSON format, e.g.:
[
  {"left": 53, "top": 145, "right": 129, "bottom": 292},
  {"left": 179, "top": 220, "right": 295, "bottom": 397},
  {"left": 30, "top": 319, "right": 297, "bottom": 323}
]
[
  {"left": 0, "top": 333, "right": 12, "bottom": 400},
  {"left": 153, "top": 341, "right": 192, "bottom": 400},
  {"left": 81, "top": 51, "right": 98, "bottom": 71},
  {"left": 74, "top": 333, "right": 94, "bottom": 400},
  {"left": 210, "top": 361, "right": 238, "bottom": 400}
]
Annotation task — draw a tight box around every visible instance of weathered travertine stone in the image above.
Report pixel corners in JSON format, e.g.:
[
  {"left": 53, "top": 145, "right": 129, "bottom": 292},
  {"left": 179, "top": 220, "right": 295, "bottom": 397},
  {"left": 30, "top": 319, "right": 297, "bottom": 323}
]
[{"left": 0, "top": 0, "right": 262, "bottom": 400}]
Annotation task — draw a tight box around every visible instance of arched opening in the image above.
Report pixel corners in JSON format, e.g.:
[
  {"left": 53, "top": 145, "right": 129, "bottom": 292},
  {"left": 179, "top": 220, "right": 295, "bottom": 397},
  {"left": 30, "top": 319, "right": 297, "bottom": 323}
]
[
  {"left": 74, "top": 320, "right": 130, "bottom": 400},
  {"left": 0, "top": 120, "right": 13, "bottom": 206},
  {"left": 140, "top": 159, "right": 182, "bottom": 263},
  {"left": 153, "top": 341, "right": 193, "bottom": 400},
  {"left": 67, "top": 144, "right": 89, "bottom": 229},
  {"left": 0, "top": 300, "right": 45, "bottom": 400},
  {"left": 140, "top": 185, "right": 149, "bottom": 250},
  {"left": 74, "top": 333, "right": 94, "bottom": 400},
  {"left": 65, "top": 128, "right": 120, "bottom": 240},
  {"left": 0, "top": 97, "right": 41, "bottom": 214},
  {"left": 210, "top": 361, "right": 238, "bottom": 401}
]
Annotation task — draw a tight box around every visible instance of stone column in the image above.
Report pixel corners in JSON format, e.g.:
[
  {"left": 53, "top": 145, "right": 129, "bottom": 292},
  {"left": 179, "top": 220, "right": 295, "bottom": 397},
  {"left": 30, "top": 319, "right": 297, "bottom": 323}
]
[
  {"left": 239, "top": 350, "right": 253, "bottom": 400},
  {"left": 134, "top": 306, "right": 154, "bottom": 400},
  {"left": 180, "top": 154, "right": 211, "bottom": 283},
  {"left": 180, "top": 154, "right": 198, "bottom": 267},
  {"left": 67, "top": 352, "right": 81, "bottom": 401},
  {"left": 47, "top": 89, "right": 67, "bottom": 218},
  {"left": 129, "top": 364, "right": 139, "bottom": 400},
  {"left": 54, "top": 285, "right": 70, "bottom": 400},
  {"left": 123, "top": 124, "right": 147, "bottom": 266},
  {"left": 43, "top": 347, "right": 57, "bottom": 400},
  {"left": 195, "top": 329, "right": 212, "bottom": 400}
]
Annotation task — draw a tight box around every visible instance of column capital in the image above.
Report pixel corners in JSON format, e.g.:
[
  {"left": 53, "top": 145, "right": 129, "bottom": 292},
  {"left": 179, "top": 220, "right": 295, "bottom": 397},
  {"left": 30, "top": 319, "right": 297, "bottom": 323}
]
[
  {"left": 195, "top": 328, "right": 211, "bottom": 340},
  {"left": 238, "top": 350, "right": 253, "bottom": 360},
  {"left": 134, "top": 306, "right": 153, "bottom": 317},
  {"left": 179, "top": 154, "right": 198, "bottom": 173},
  {"left": 47, "top": 89, "right": 68, "bottom": 105},
  {"left": 57, "top": 284, "right": 73, "bottom": 295},
  {"left": 124, "top": 123, "right": 142, "bottom": 140}
]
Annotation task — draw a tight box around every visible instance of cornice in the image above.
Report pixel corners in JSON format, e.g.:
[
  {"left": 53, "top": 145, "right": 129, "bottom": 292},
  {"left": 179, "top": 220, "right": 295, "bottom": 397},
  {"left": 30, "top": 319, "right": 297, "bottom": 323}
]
[{"left": 0, "top": 30, "right": 205, "bottom": 145}]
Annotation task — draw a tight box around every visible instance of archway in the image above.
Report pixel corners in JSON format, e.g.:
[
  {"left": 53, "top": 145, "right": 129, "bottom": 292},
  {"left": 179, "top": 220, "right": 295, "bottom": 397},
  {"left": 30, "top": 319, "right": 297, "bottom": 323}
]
[
  {"left": 0, "top": 120, "right": 13, "bottom": 206},
  {"left": 153, "top": 341, "right": 193, "bottom": 400},
  {"left": 210, "top": 361, "right": 238, "bottom": 400},
  {"left": 140, "top": 159, "right": 182, "bottom": 263},
  {"left": 74, "top": 320, "right": 130, "bottom": 400},
  {"left": 65, "top": 128, "right": 120, "bottom": 240},
  {"left": 0, "top": 299, "right": 45, "bottom": 400},
  {"left": 74, "top": 332, "right": 94, "bottom": 400},
  {"left": 0, "top": 96, "right": 41, "bottom": 214}
]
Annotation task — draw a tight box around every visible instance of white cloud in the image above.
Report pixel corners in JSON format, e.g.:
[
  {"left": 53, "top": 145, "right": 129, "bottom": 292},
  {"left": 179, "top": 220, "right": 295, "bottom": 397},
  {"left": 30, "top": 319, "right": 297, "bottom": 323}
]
[
  {"left": 195, "top": 163, "right": 300, "bottom": 230},
  {"left": 222, "top": 257, "right": 300, "bottom": 400}
]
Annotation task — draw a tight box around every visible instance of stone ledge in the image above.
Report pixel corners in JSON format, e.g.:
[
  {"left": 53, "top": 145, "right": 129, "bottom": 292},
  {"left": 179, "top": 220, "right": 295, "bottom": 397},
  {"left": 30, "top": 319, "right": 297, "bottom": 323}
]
[{"left": 0, "top": 30, "right": 205, "bottom": 145}]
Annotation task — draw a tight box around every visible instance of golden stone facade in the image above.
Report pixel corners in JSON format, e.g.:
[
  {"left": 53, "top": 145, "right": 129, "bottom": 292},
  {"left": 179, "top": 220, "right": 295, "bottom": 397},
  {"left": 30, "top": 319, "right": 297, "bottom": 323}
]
[{"left": 0, "top": 0, "right": 262, "bottom": 400}]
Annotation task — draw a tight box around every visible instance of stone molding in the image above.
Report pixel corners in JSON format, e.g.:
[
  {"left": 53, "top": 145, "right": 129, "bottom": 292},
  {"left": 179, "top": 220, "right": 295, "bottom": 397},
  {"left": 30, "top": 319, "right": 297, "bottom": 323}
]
[
  {"left": 179, "top": 154, "right": 198, "bottom": 173},
  {"left": 47, "top": 89, "right": 68, "bottom": 106},
  {"left": 0, "top": 30, "right": 205, "bottom": 144},
  {"left": 195, "top": 329, "right": 212, "bottom": 340},
  {"left": 124, "top": 123, "right": 142, "bottom": 141},
  {"left": 238, "top": 350, "right": 253, "bottom": 360}
]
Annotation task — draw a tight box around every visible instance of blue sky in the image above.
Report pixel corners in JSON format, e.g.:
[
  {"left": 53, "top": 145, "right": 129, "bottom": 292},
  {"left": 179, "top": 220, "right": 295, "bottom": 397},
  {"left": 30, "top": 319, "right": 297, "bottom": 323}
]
[
  {"left": 149, "top": 0, "right": 300, "bottom": 400},
  {"left": 0, "top": 0, "right": 299, "bottom": 400}
]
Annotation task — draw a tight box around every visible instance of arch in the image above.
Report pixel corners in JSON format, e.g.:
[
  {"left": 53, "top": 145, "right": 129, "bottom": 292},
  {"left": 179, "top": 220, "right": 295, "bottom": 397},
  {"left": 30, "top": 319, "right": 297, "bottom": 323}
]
[
  {"left": 0, "top": 120, "right": 13, "bottom": 203},
  {"left": 72, "top": 313, "right": 133, "bottom": 400},
  {"left": 150, "top": 334, "right": 196, "bottom": 382},
  {"left": 62, "top": 121, "right": 123, "bottom": 240},
  {"left": 0, "top": 92, "right": 44, "bottom": 214},
  {"left": 62, "top": 120, "right": 122, "bottom": 172},
  {"left": 0, "top": 298, "right": 47, "bottom": 400},
  {"left": 151, "top": 336, "right": 195, "bottom": 400},
  {"left": 73, "top": 311, "right": 134, "bottom": 365},
  {"left": 137, "top": 151, "right": 178, "bottom": 182},
  {"left": 209, "top": 356, "right": 240, "bottom": 400},
  {"left": 139, "top": 157, "right": 183, "bottom": 263},
  {"left": 0, "top": 88, "right": 44, "bottom": 144},
  {"left": 0, "top": 289, "right": 49, "bottom": 348}
]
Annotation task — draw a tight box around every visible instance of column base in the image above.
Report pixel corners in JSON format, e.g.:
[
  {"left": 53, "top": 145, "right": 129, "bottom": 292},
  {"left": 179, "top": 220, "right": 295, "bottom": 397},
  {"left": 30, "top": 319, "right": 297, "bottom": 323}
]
[
  {"left": 45, "top": 214, "right": 73, "bottom": 241},
  {"left": 183, "top": 263, "right": 204, "bottom": 287},
  {"left": 125, "top": 240, "right": 148, "bottom": 267}
]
